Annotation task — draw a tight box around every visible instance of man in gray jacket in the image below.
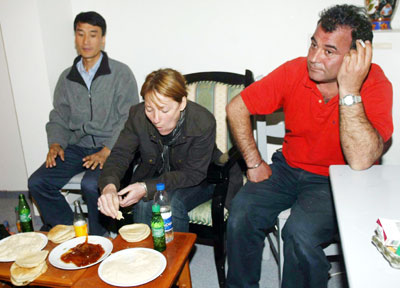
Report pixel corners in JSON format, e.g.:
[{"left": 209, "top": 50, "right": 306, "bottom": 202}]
[{"left": 28, "top": 11, "right": 139, "bottom": 235}]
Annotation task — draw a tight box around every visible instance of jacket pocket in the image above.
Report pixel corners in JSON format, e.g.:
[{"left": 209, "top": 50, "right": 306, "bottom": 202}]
[{"left": 141, "top": 153, "right": 157, "bottom": 166}]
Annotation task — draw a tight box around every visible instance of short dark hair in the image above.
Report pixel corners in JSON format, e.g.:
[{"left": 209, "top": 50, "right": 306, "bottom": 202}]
[
  {"left": 74, "top": 11, "right": 106, "bottom": 36},
  {"left": 318, "top": 4, "right": 373, "bottom": 48}
]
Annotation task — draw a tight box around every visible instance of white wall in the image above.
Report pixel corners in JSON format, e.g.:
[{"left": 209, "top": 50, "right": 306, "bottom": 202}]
[
  {"left": 0, "top": 0, "right": 52, "bottom": 185},
  {"left": 37, "top": 0, "right": 76, "bottom": 94},
  {"left": 0, "top": 0, "right": 399, "bottom": 190},
  {"left": 70, "top": 0, "right": 359, "bottom": 85},
  {"left": 0, "top": 0, "right": 73, "bottom": 189},
  {"left": 373, "top": 31, "right": 400, "bottom": 164},
  {"left": 0, "top": 27, "right": 28, "bottom": 190}
]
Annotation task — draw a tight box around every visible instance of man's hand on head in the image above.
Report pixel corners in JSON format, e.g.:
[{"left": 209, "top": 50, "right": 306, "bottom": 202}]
[
  {"left": 46, "top": 143, "right": 64, "bottom": 168},
  {"left": 82, "top": 146, "right": 111, "bottom": 170},
  {"left": 338, "top": 39, "right": 372, "bottom": 97}
]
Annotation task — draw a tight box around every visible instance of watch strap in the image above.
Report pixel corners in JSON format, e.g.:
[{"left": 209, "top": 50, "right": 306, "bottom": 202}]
[{"left": 339, "top": 94, "right": 362, "bottom": 106}]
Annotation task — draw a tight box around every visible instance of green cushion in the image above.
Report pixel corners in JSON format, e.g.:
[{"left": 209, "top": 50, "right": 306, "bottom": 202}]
[
  {"left": 188, "top": 199, "right": 229, "bottom": 227},
  {"left": 186, "top": 80, "right": 243, "bottom": 227},
  {"left": 187, "top": 81, "right": 244, "bottom": 153}
]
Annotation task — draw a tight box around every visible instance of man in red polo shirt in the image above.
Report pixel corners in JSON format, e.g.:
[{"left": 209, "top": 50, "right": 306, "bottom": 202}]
[{"left": 226, "top": 4, "right": 393, "bottom": 288}]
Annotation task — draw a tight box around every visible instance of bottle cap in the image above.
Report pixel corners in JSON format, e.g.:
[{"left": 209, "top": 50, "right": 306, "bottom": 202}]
[
  {"left": 152, "top": 204, "right": 161, "bottom": 212},
  {"left": 156, "top": 183, "right": 165, "bottom": 191}
]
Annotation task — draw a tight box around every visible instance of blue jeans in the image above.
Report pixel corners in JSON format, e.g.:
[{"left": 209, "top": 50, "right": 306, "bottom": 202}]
[
  {"left": 133, "top": 181, "right": 214, "bottom": 232},
  {"left": 28, "top": 145, "right": 108, "bottom": 236},
  {"left": 226, "top": 151, "right": 337, "bottom": 288}
]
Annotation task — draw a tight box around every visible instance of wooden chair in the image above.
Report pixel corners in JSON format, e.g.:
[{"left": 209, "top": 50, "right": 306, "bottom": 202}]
[{"left": 185, "top": 70, "right": 254, "bottom": 288}]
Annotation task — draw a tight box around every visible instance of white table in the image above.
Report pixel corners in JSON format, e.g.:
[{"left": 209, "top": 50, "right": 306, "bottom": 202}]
[{"left": 330, "top": 165, "right": 400, "bottom": 288}]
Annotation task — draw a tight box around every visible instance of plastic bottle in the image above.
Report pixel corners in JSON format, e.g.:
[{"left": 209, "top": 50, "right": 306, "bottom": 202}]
[
  {"left": 151, "top": 204, "right": 166, "bottom": 252},
  {"left": 15, "top": 206, "right": 22, "bottom": 233},
  {"left": 18, "top": 194, "right": 34, "bottom": 232},
  {"left": 154, "top": 183, "right": 174, "bottom": 243},
  {"left": 73, "top": 200, "right": 88, "bottom": 237}
]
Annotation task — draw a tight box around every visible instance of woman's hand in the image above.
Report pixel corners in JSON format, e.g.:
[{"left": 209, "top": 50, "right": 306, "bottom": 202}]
[
  {"left": 118, "top": 183, "right": 147, "bottom": 207},
  {"left": 98, "top": 184, "right": 119, "bottom": 219}
]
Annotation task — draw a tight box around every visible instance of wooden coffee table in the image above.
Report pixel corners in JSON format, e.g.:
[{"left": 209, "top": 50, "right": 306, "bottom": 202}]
[
  {"left": 72, "top": 232, "right": 196, "bottom": 288},
  {"left": 0, "top": 232, "right": 196, "bottom": 288},
  {"left": 0, "top": 236, "right": 86, "bottom": 287}
]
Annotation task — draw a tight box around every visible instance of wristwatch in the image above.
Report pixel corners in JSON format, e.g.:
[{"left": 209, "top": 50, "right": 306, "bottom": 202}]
[{"left": 339, "top": 94, "right": 362, "bottom": 106}]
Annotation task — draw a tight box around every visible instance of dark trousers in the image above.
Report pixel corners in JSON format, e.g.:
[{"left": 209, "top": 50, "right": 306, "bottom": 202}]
[
  {"left": 28, "top": 145, "right": 108, "bottom": 236},
  {"left": 133, "top": 181, "right": 214, "bottom": 232},
  {"left": 226, "top": 151, "right": 337, "bottom": 288}
]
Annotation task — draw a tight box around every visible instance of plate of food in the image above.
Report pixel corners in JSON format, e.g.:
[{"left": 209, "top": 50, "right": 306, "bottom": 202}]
[
  {"left": 98, "top": 248, "right": 167, "bottom": 286},
  {"left": 49, "top": 235, "right": 112, "bottom": 270},
  {"left": 0, "top": 232, "right": 48, "bottom": 262}
]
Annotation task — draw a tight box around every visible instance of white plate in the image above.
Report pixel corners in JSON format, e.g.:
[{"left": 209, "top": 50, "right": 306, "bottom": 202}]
[
  {"left": 0, "top": 232, "right": 48, "bottom": 262},
  {"left": 49, "top": 236, "right": 113, "bottom": 270},
  {"left": 98, "top": 248, "right": 167, "bottom": 287}
]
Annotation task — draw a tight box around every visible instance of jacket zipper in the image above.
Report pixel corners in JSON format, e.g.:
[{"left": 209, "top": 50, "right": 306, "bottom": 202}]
[{"left": 88, "top": 91, "right": 96, "bottom": 147}]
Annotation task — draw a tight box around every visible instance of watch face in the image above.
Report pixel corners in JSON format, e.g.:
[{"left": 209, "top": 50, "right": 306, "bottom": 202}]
[{"left": 344, "top": 95, "right": 354, "bottom": 105}]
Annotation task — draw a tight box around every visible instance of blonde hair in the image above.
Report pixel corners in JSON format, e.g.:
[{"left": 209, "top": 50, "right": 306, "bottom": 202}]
[{"left": 141, "top": 68, "right": 187, "bottom": 104}]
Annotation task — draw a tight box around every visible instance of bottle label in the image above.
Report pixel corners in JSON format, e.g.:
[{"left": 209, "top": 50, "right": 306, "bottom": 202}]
[
  {"left": 152, "top": 227, "right": 165, "bottom": 237},
  {"left": 161, "top": 212, "right": 173, "bottom": 232},
  {"left": 74, "top": 222, "right": 88, "bottom": 237},
  {"left": 20, "top": 213, "right": 32, "bottom": 223}
]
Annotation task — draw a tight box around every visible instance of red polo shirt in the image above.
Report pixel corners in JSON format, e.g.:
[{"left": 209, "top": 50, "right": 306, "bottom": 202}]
[{"left": 241, "top": 57, "right": 393, "bottom": 176}]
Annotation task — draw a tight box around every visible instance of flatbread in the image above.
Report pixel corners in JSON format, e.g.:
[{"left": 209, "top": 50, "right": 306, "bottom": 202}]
[
  {"left": 10, "top": 276, "right": 30, "bottom": 287},
  {"left": 10, "top": 261, "right": 47, "bottom": 286},
  {"left": 15, "top": 250, "right": 49, "bottom": 268},
  {"left": 0, "top": 233, "right": 46, "bottom": 261},
  {"left": 48, "top": 225, "right": 75, "bottom": 243},
  {"left": 116, "top": 211, "right": 124, "bottom": 220},
  {"left": 100, "top": 250, "right": 162, "bottom": 285},
  {"left": 119, "top": 224, "right": 150, "bottom": 242},
  {"left": 10, "top": 261, "right": 47, "bottom": 282}
]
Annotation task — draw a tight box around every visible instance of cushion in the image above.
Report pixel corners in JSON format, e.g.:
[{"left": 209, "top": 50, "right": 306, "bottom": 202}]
[
  {"left": 188, "top": 199, "right": 229, "bottom": 227},
  {"left": 187, "top": 81, "right": 244, "bottom": 226},
  {"left": 187, "top": 81, "right": 244, "bottom": 153}
]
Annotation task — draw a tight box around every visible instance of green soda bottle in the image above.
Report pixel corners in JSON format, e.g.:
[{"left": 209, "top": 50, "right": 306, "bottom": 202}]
[
  {"left": 151, "top": 204, "right": 166, "bottom": 252},
  {"left": 18, "top": 194, "right": 34, "bottom": 232}
]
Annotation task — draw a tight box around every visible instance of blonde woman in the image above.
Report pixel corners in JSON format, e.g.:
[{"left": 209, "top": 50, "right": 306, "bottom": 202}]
[{"left": 98, "top": 68, "right": 233, "bottom": 231}]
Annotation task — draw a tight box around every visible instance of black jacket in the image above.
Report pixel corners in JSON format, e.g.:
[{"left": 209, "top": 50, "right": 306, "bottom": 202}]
[{"left": 99, "top": 100, "right": 241, "bottom": 206}]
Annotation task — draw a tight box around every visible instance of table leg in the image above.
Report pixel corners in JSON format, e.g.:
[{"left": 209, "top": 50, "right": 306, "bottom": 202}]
[{"left": 176, "top": 259, "right": 192, "bottom": 288}]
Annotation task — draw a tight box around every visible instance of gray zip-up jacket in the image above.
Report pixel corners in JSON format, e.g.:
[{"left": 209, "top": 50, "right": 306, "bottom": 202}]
[{"left": 46, "top": 52, "right": 139, "bottom": 149}]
